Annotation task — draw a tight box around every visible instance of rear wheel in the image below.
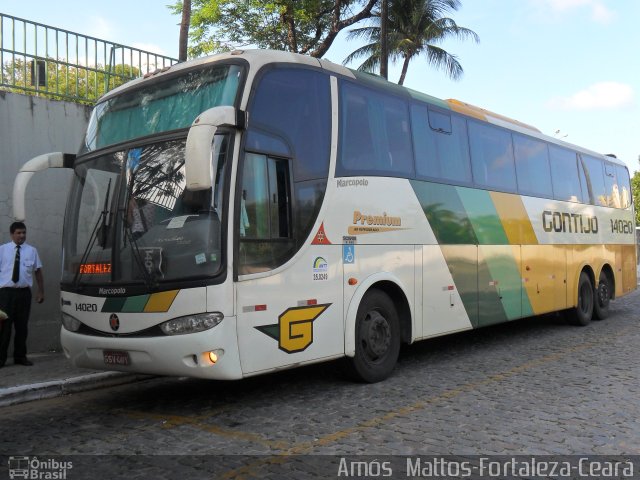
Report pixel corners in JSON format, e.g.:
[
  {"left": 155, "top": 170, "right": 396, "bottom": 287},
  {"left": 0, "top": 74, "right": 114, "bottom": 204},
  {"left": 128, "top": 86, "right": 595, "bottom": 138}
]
[
  {"left": 567, "top": 272, "right": 594, "bottom": 326},
  {"left": 345, "top": 289, "right": 400, "bottom": 383},
  {"left": 593, "top": 271, "right": 611, "bottom": 320}
]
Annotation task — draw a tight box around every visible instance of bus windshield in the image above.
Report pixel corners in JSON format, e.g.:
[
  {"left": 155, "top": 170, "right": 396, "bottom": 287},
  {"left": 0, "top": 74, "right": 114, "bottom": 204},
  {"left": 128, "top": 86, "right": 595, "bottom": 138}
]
[
  {"left": 82, "top": 64, "right": 242, "bottom": 152},
  {"left": 62, "top": 135, "right": 229, "bottom": 287}
]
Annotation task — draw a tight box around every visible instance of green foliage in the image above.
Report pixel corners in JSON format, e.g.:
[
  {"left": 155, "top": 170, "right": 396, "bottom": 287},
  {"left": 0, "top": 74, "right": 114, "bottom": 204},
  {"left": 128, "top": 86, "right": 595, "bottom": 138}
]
[
  {"left": 631, "top": 168, "right": 640, "bottom": 225},
  {"left": 343, "top": 0, "right": 479, "bottom": 84},
  {"left": 168, "top": 0, "right": 377, "bottom": 58},
  {"left": 1, "top": 58, "right": 140, "bottom": 104}
]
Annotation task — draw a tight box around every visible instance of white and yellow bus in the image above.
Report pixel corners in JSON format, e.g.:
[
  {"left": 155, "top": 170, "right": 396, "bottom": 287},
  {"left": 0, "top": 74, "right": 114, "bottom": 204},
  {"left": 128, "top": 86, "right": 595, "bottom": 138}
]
[{"left": 14, "top": 50, "right": 637, "bottom": 382}]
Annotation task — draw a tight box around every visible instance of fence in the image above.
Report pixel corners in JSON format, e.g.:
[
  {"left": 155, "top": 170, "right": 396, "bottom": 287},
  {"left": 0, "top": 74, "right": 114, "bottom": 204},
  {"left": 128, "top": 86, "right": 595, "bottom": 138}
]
[{"left": 0, "top": 13, "right": 179, "bottom": 104}]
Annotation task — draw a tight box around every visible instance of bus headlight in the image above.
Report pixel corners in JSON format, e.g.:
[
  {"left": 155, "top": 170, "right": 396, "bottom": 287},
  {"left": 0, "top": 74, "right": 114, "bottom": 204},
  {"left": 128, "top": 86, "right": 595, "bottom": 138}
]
[
  {"left": 160, "top": 312, "right": 224, "bottom": 335},
  {"left": 61, "top": 312, "right": 81, "bottom": 332}
]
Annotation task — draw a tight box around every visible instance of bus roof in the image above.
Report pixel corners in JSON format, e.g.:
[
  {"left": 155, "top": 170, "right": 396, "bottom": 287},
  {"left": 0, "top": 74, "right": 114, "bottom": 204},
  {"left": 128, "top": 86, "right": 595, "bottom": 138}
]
[{"left": 100, "top": 49, "right": 627, "bottom": 169}]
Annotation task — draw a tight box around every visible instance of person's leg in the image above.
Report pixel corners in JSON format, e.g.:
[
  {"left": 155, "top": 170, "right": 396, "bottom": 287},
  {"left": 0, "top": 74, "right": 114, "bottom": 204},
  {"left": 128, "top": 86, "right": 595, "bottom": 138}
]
[
  {"left": 0, "top": 289, "right": 14, "bottom": 365},
  {"left": 12, "top": 289, "right": 31, "bottom": 363}
]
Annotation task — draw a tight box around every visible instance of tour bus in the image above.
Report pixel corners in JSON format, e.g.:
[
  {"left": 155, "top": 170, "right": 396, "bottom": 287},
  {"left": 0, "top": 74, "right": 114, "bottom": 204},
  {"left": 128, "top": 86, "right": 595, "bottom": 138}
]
[{"left": 13, "top": 49, "right": 636, "bottom": 382}]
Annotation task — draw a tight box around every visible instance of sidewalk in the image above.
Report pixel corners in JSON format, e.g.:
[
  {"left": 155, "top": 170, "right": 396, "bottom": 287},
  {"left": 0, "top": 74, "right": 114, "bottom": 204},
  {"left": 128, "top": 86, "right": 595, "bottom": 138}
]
[{"left": 0, "top": 352, "right": 149, "bottom": 407}]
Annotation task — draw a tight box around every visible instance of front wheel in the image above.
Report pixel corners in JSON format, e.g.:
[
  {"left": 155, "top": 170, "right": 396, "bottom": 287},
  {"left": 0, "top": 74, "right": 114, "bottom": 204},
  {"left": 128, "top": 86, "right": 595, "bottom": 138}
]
[
  {"left": 593, "top": 272, "right": 611, "bottom": 320},
  {"left": 345, "top": 290, "right": 400, "bottom": 383},
  {"left": 567, "top": 272, "right": 594, "bottom": 326}
]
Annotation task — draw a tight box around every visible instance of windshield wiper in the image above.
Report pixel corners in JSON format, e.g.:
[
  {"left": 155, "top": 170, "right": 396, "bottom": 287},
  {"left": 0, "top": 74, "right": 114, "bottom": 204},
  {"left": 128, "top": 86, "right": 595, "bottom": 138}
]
[{"left": 73, "top": 179, "right": 112, "bottom": 289}]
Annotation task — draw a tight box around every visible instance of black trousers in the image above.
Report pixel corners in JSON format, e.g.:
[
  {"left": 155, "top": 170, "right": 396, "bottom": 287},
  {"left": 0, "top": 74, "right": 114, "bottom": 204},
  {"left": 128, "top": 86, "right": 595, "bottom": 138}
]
[{"left": 0, "top": 287, "right": 32, "bottom": 361}]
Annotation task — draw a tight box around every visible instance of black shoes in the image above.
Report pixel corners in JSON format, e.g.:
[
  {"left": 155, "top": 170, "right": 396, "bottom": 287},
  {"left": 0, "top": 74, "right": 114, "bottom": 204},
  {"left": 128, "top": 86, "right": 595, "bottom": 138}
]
[{"left": 14, "top": 358, "right": 33, "bottom": 366}]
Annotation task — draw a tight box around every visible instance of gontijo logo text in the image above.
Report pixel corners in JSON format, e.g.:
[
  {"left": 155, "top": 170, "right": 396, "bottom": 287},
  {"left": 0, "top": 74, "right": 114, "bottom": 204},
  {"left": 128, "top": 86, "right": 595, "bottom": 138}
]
[{"left": 542, "top": 210, "right": 598, "bottom": 234}]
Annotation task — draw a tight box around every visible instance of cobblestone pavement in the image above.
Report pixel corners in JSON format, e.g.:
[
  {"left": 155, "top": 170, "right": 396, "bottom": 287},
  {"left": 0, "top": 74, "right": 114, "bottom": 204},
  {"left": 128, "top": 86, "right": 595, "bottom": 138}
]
[{"left": 1, "top": 289, "right": 639, "bottom": 479}]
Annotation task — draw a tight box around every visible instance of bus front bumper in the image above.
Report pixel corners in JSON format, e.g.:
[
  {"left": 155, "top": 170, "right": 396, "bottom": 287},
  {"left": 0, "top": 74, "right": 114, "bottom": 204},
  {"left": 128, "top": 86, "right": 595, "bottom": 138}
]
[{"left": 60, "top": 315, "right": 243, "bottom": 380}]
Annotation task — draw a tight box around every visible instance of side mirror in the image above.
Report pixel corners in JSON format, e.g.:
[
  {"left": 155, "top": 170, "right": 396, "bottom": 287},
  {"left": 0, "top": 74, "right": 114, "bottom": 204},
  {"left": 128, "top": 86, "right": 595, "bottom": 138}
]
[
  {"left": 185, "top": 106, "right": 246, "bottom": 191},
  {"left": 13, "top": 152, "right": 75, "bottom": 221}
]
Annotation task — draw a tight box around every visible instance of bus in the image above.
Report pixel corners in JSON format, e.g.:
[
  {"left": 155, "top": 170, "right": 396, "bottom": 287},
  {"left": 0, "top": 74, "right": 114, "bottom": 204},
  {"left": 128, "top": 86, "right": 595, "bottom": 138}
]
[{"left": 13, "top": 49, "right": 637, "bottom": 383}]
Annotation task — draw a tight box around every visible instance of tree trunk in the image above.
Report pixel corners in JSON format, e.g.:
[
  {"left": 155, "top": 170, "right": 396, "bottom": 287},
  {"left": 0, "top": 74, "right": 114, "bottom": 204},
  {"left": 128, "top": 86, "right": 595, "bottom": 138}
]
[
  {"left": 309, "top": 0, "right": 377, "bottom": 58},
  {"left": 283, "top": 4, "right": 298, "bottom": 52},
  {"left": 380, "top": 0, "right": 388, "bottom": 79},
  {"left": 179, "top": 0, "right": 192, "bottom": 62},
  {"left": 398, "top": 56, "right": 411, "bottom": 85}
]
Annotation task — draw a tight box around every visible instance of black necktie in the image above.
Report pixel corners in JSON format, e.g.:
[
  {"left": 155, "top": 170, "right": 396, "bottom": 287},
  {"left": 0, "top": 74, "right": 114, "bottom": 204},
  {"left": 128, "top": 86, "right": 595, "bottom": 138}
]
[{"left": 12, "top": 245, "right": 20, "bottom": 283}]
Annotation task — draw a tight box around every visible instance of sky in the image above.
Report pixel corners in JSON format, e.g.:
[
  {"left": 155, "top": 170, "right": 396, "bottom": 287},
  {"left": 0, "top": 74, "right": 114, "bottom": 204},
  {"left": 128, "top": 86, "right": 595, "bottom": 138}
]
[{"left": 2, "top": 0, "right": 638, "bottom": 173}]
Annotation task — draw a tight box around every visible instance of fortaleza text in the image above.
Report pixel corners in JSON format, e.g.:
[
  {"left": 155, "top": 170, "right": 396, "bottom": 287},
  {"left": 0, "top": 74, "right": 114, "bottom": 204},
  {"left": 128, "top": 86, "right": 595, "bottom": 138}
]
[{"left": 336, "top": 457, "right": 634, "bottom": 477}]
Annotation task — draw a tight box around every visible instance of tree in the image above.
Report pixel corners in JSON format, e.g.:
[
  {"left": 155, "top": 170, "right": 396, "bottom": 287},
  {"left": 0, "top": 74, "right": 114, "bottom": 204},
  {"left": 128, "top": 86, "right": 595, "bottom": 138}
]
[
  {"left": 179, "top": 0, "right": 192, "bottom": 62},
  {"left": 632, "top": 156, "right": 640, "bottom": 225},
  {"left": 168, "top": 0, "right": 378, "bottom": 58},
  {"left": 343, "top": 0, "right": 479, "bottom": 85},
  {"left": 2, "top": 58, "right": 140, "bottom": 104}
]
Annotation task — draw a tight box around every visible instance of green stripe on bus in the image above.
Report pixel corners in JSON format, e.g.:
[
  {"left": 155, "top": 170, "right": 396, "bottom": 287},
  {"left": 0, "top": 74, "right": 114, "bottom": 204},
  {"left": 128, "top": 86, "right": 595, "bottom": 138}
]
[
  {"left": 101, "top": 297, "right": 126, "bottom": 312},
  {"left": 457, "top": 188, "right": 509, "bottom": 245},
  {"left": 121, "top": 295, "right": 150, "bottom": 312},
  {"left": 410, "top": 180, "right": 477, "bottom": 244}
]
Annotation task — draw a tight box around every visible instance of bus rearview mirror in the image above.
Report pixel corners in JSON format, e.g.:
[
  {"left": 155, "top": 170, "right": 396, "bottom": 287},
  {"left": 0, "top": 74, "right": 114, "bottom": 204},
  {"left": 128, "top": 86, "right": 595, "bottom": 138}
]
[{"left": 185, "top": 106, "right": 245, "bottom": 191}]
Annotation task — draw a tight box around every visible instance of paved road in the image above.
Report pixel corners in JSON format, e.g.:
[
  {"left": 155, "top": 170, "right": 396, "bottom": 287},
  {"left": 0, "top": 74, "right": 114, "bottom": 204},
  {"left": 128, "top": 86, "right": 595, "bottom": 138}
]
[{"left": 1, "top": 289, "right": 639, "bottom": 479}]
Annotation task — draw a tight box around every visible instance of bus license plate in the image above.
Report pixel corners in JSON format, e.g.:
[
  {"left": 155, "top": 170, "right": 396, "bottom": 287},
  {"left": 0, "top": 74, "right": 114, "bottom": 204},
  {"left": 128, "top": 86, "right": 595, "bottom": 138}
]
[{"left": 103, "top": 350, "right": 130, "bottom": 366}]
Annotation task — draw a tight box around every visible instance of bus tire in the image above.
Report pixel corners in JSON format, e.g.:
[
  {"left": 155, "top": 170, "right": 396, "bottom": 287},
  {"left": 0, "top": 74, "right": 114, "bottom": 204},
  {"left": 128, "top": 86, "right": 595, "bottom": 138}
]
[
  {"left": 593, "top": 272, "right": 611, "bottom": 320},
  {"left": 567, "top": 272, "right": 594, "bottom": 326},
  {"left": 345, "top": 289, "right": 400, "bottom": 383}
]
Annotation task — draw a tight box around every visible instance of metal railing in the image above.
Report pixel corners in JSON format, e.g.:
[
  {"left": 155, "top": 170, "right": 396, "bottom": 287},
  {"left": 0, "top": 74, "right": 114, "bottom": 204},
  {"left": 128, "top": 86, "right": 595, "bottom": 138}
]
[{"left": 0, "top": 13, "right": 179, "bottom": 104}]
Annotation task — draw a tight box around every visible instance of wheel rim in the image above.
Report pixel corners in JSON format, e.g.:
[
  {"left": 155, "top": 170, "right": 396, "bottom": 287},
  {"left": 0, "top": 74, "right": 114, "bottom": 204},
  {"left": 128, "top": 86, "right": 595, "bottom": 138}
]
[
  {"left": 360, "top": 310, "right": 391, "bottom": 362},
  {"left": 597, "top": 280, "right": 610, "bottom": 308}
]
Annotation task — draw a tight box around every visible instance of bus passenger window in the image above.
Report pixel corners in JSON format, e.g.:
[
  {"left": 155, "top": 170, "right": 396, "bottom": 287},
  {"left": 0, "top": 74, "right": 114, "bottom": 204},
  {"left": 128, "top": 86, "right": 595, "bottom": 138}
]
[
  {"left": 412, "top": 105, "right": 471, "bottom": 184},
  {"left": 338, "top": 81, "right": 413, "bottom": 177},
  {"left": 513, "top": 134, "right": 552, "bottom": 198},
  {"left": 581, "top": 155, "right": 607, "bottom": 206},
  {"left": 468, "top": 121, "right": 516, "bottom": 192},
  {"left": 616, "top": 165, "right": 631, "bottom": 208},
  {"left": 604, "top": 162, "right": 620, "bottom": 208},
  {"left": 549, "top": 146, "right": 584, "bottom": 203}
]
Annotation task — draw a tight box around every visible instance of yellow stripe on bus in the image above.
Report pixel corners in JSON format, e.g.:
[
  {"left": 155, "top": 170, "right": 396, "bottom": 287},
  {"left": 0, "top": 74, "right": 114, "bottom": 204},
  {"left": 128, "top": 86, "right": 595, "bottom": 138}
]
[
  {"left": 490, "top": 191, "right": 538, "bottom": 245},
  {"left": 144, "top": 290, "right": 180, "bottom": 313}
]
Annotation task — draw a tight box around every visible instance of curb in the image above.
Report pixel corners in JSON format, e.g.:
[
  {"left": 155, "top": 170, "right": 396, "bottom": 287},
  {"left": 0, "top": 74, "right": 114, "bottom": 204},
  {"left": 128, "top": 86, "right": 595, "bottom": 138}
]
[{"left": 0, "top": 372, "right": 151, "bottom": 407}]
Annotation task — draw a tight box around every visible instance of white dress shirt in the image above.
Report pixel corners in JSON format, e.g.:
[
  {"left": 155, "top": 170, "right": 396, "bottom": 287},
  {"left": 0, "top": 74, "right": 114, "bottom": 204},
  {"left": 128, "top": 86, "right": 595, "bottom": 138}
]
[{"left": 0, "top": 241, "right": 42, "bottom": 288}]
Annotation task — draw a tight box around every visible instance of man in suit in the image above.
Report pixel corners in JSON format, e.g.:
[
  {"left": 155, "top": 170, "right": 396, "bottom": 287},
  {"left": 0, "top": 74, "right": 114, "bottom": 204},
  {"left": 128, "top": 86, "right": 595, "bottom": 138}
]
[{"left": 0, "top": 222, "right": 44, "bottom": 367}]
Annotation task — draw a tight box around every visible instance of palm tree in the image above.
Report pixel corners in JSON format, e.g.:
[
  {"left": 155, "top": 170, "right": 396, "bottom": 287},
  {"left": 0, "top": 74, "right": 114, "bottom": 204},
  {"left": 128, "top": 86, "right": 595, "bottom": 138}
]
[{"left": 343, "top": 0, "right": 479, "bottom": 85}]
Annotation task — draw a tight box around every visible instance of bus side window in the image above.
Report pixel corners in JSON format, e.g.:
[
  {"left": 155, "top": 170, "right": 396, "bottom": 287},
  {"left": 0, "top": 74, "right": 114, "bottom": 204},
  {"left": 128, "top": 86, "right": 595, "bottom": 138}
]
[
  {"left": 513, "top": 134, "right": 553, "bottom": 198},
  {"left": 338, "top": 81, "right": 413, "bottom": 177},
  {"left": 616, "top": 165, "right": 631, "bottom": 208},
  {"left": 549, "top": 146, "right": 584, "bottom": 203},
  {"left": 604, "top": 162, "right": 620, "bottom": 208},
  {"left": 411, "top": 105, "right": 471, "bottom": 184},
  {"left": 581, "top": 155, "right": 607, "bottom": 206},
  {"left": 468, "top": 121, "right": 517, "bottom": 193}
]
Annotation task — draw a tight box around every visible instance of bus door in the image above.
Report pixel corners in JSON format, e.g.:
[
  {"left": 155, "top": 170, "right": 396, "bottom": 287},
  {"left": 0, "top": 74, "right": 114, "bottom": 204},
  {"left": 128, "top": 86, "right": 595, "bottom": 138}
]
[
  {"left": 235, "top": 257, "right": 343, "bottom": 375},
  {"left": 234, "top": 153, "right": 342, "bottom": 375}
]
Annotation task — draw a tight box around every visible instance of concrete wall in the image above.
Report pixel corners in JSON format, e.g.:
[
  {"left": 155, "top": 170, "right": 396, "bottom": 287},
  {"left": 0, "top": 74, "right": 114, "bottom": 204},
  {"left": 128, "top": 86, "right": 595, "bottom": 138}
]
[{"left": 0, "top": 91, "right": 91, "bottom": 353}]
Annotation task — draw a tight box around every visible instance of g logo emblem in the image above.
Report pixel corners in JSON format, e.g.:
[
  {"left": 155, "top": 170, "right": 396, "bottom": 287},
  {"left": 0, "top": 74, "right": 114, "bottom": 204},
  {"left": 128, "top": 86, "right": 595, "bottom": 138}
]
[
  {"left": 255, "top": 304, "right": 331, "bottom": 353},
  {"left": 109, "top": 313, "right": 120, "bottom": 331}
]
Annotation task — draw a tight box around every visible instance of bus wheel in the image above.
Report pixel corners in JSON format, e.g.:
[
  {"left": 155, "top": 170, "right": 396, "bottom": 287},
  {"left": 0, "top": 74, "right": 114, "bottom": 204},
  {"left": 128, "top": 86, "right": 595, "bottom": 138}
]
[
  {"left": 346, "top": 289, "right": 400, "bottom": 383},
  {"left": 593, "top": 272, "right": 611, "bottom": 320},
  {"left": 567, "top": 272, "right": 594, "bottom": 326}
]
